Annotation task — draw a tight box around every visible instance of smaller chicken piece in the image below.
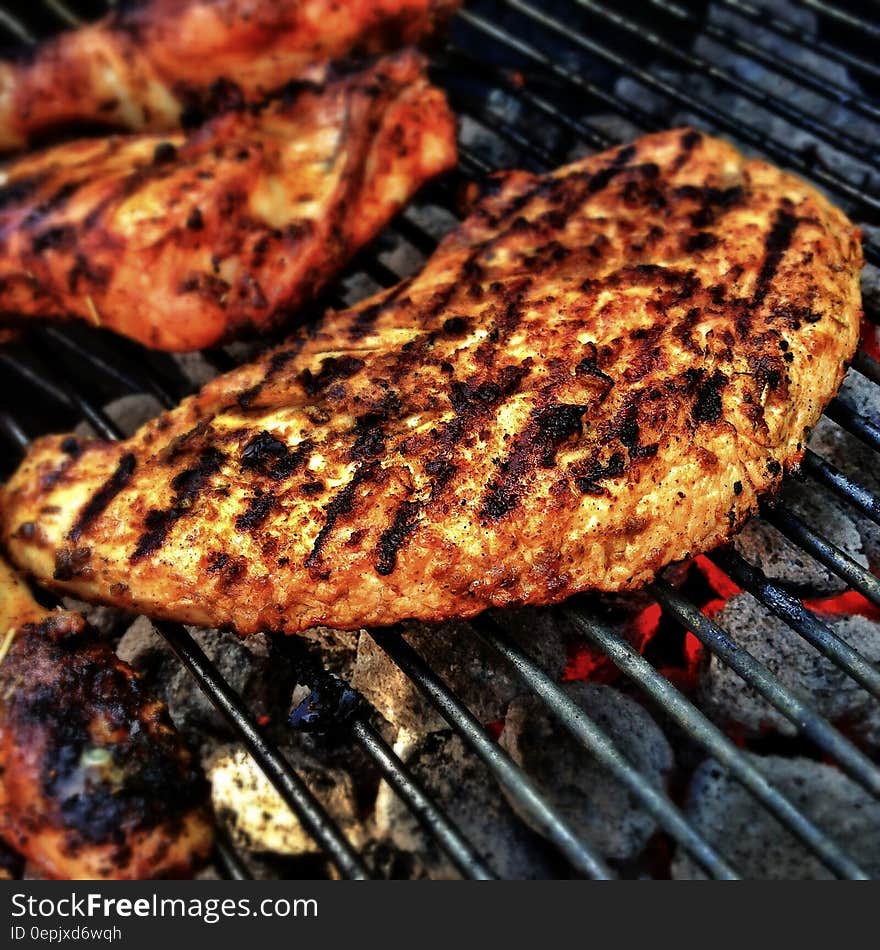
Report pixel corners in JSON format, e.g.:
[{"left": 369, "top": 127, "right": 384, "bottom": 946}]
[
  {"left": 0, "top": 51, "right": 456, "bottom": 350},
  {"left": 0, "top": 0, "right": 461, "bottom": 152},
  {"left": 0, "top": 556, "right": 213, "bottom": 879}
]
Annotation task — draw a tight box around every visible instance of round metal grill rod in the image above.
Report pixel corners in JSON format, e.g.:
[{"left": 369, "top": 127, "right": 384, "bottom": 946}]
[
  {"left": 0, "top": 410, "right": 31, "bottom": 453},
  {"left": 455, "top": 10, "right": 662, "bottom": 136},
  {"left": 351, "top": 719, "right": 496, "bottom": 880},
  {"left": 571, "top": 0, "right": 876, "bottom": 162},
  {"left": 803, "top": 449, "right": 880, "bottom": 528},
  {"left": 561, "top": 605, "right": 870, "bottom": 879},
  {"left": 824, "top": 397, "right": 880, "bottom": 455},
  {"left": 41, "top": 327, "right": 178, "bottom": 409},
  {"left": 27, "top": 340, "right": 123, "bottom": 441},
  {"left": 41, "top": 0, "right": 82, "bottom": 27},
  {"left": 441, "top": 43, "right": 618, "bottom": 151},
  {"left": 711, "top": 548, "right": 880, "bottom": 706},
  {"left": 651, "top": 578, "right": 880, "bottom": 802},
  {"left": 853, "top": 352, "right": 880, "bottom": 387},
  {"left": 495, "top": 0, "right": 880, "bottom": 223},
  {"left": 452, "top": 96, "right": 556, "bottom": 171},
  {"left": 800, "top": 0, "right": 880, "bottom": 39},
  {"left": 155, "top": 621, "right": 370, "bottom": 881},
  {"left": 469, "top": 615, "right": 740, "bottom": 880},
  {"left": 646, "top": 0, "right": 880, "bottom": 123},
  {"left": 368, "top": 627, "right": 616, "bottom": 879},
  {"left": 214, "top": 831, "right": 253, "bottom": 881},
  {"left": 0, "top": 351, "right": 73, "bottom": 409},
  {"left": 762, "top": 503, "right": 880, "bottom": 608},
  {"left": 714, "top": 0, "right": 880, "bottom": 83},
  {"left": 0, "top": 9, "right": 35, "bottom": 43}
]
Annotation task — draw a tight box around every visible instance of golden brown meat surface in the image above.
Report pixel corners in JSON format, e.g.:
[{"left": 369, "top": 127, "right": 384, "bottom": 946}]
[
  {"left": 0, "top": 51, "right": 456, "bottom": 350},
  {"left": 0, "top": 130, "right": 863, "bottom": 633},
  {"left": 0, "top": 0, "right": 460, "bottom": 152},
  {"left": 0, "top": 557, "right": 213, "bottom": 879}
]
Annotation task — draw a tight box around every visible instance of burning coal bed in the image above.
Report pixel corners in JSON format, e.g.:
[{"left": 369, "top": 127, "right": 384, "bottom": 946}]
[{"left": 17, "top": 326, "right": 876, "bottom": 881}]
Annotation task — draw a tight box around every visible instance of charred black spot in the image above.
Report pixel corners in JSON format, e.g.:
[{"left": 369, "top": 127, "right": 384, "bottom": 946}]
[
  {"left": 692, "top": 370, "right": 729, "bottom": 425},
  {"left": 442, "top": 316, "right": 469, "bottom": 335},
  {"left": 152, "top": 141, "right": 178, "bottom": 165},
  {"left": 572, "top": 452, "right": 626, "bottom": 495},
  {"left": 733, "top": 480, "right": 743, "bottom": 496},
  {"left": 685, "top": 231, "right": 718, "bottom": 252},
  {"left": 0, "top": 175, "right": 42, "bottom": 210},
  {"left": 240, "top": 431, "right": 311, "bottom": 480},
  {"left": 299, "top": 355, "right": 364, "bottom": 396},
  {"left": 186, "top": 207, "right": 204, "bottom": 231},
  {"left": 68, "top": 453, "right": 136, "bottom": 542},
  {"left": 31, "top": 225, "right": 76, "bottom": 254},
  {"left": 682, "top": 130, "right": 702, "bottom": 151}
]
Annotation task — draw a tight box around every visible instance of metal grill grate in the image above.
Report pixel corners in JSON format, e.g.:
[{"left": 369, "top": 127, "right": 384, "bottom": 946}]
[{"left": 0, "top": 0, "right": 879, "bottom": 880}]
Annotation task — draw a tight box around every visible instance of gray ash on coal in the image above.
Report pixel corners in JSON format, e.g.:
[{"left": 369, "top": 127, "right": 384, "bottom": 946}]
[
  {"left": 673, "top": 754, "right": 880, "bottom": 879},
  {"left": 500, "top": 683, "right": 673, "bottom": 865},
  {"left": 352, "top": 615, "right": 568, "bottom": 734},
  {"left": 697, "top": 593, "right": 880, "bottom": 742}
]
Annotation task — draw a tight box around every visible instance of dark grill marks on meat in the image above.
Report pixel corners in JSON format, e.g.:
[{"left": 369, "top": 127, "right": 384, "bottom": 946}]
[
  {"left": 68, "top": 452, "right": 137, "bottom": 542},
  {"left": 481, "top": 402, "right": 595, "bottom": 520},
  {"left": 130, "top": 447, "right": 225, "bottom": 562},
  {"left": 1, "top": 129, "right": 861, "bottom": 636},
  {"left": 305, "top": 460, "right": 380, "bottom": 574},
  {"left": 752, "top": 205, "right": 800, "bottom": 306}
]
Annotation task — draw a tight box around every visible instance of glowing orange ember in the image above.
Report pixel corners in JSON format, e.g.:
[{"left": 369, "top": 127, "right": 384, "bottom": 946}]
[
  {"left": 860, "top": 317, "right": 880, "bottom": 365},
  {"left": 805, "top": 589, "right": 880, "bottom": 622}
]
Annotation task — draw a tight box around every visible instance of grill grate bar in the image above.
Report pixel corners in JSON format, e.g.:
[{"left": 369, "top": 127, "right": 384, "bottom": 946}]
[
  {"left": 572, "top": 0, "right": 876, "bottom": 162},
  {"left": 824, "top": 396, "right": 880, "bottom": 455},
  {"left": 438, "top": 44, "right": 617, "bottom": 152},
  {"left": 650, "top": 0, "right": 880, "bottom": 122},
  {"left": 712, "top": 548, "right": 880, "bottom": 709},
  {"left": 853, "top": 353, "right": 880, "bottom": 388},
  {"left": 799, "top": 0, "right": 880, "bottom": 38},
  {"left": 651, "top": 578, "right": 880, "bottom": 802},
  {"left": 491, "top": 0, "right": 880, "bottom": 227},
  {"left": 154, "top": 622, "right": 371, "bottom": 880},
  {"left": 369, "top": 627, "right": 616, "bottom": 879},
  {"left": 562, "top": 605, "right": 871, "bottom": 879},
  {"left": 470, "top": 614, "right": 740, "bottom": 879},
  {"left": 764, "top": 503, "right": 880, "bottom": 608},
  {"left": 455, "top": 10, "right": 659, "bottom": 134},
  {"left": 714, "top": 0, "right": 880, "bottom": 83},
  {"left": 803, "top": 449, "right": 880, "bottom": 528},
  {"left": 351, "top": 719, "right": 496, "bottom": 880}
]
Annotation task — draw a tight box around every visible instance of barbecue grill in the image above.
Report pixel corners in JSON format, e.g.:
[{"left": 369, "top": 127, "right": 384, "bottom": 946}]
[{"left": 1, "top": 0, "right": 879, "bottom": 880}]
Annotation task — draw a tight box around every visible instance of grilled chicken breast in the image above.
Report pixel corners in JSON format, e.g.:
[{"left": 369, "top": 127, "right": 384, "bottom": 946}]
[
  {"left": 0, "top": 0, "right": 460, "bottom": 153},
  {"left": 1, "top": 130, "right": 862, "bottom": 633},
  {"left": 0, "top": 557, "right": 213, "bottom": 878},
  {"left": 0, "top": 51, "right": 456, "bottom": 351}
]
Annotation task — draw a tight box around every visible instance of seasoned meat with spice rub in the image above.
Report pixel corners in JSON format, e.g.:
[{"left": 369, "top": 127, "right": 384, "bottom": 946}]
[
  {"left": 0, "top": 51, "right": 456, "bottom": 350},
  {"left": 0, "top": 557, "right": 212, "bottom": 878},
  {"left": 0, "top": 130, "right": 863, "bottom": 633},
  {"left": 0, "top": 0, "right": 460, "bottom": 153}
]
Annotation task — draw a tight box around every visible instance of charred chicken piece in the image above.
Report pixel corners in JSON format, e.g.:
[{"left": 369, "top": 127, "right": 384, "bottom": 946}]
[
  {"left": 0, "top": 557, "right": 213, "bottom": 879},
  {"left": 0, "top": 0, "right": 460, "bottom": 153},
  {"left": 0, "top": 50, "right": 456, "bottom": 351},
  {"left": 1, "top": 130, "right": 862, "bottom": 633}
]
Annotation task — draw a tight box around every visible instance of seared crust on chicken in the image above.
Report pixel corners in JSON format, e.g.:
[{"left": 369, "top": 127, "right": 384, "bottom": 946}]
[
  {"left": 0, "top": 51, "right": 456, "bottom": 350},
  {"left": 0, "top": 51, "right": 455, "bottom": 350},
  {"left": 1, "top": 130, "right": 862, "bottom": 633},
  {"left": 0, "top": 0, "right": 460, "bottom": 153},
  {"left": 0, "top": 557, "right": 213, "bottom": 879}
]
